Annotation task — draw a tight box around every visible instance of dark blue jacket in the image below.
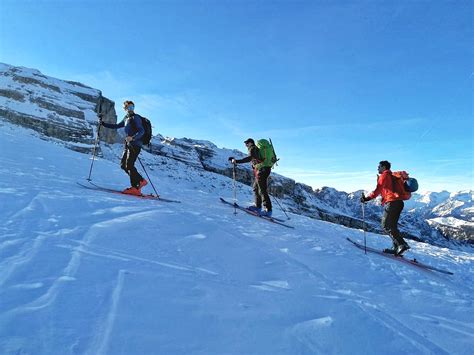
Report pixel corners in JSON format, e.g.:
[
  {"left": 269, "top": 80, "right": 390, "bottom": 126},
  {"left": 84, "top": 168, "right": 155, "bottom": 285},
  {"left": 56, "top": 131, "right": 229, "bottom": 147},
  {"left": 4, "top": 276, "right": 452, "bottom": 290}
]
[{"left": 102, "top": 114, "right": 144, "bottom": 147}]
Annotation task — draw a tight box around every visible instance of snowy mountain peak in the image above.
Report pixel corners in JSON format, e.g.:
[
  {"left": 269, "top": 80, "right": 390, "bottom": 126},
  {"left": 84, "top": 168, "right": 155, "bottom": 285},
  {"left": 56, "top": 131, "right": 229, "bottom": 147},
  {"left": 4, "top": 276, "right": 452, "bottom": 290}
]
[
  {"left": 417, "top": 190, "right": 451, "bottom": 205},
  {"left": 0, "top": 62, "right": 98, "bottom": 95}
]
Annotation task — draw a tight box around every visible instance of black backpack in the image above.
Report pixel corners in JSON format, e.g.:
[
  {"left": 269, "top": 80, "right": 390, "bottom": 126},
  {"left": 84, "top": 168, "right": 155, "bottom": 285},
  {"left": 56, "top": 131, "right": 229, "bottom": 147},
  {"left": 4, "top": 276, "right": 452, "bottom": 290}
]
[{"left": 132, "top": 114, "right": 152, "bottom": 146}]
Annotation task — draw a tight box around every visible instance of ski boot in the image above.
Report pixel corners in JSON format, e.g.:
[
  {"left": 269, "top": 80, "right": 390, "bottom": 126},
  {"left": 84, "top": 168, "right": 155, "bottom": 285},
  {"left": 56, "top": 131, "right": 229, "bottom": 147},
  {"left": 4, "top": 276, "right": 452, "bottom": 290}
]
[
  {"left": 138, "top": 179, "right": 148, "bottom": 190},
  {"left": 260, "top": 210, "right": 273, "bottom": 217},
  {"left": 383, "top": 243, "right": 397, "bottom": 254},
  {"left": 122, "top": 187, "right": 141, "bottom": 196},
  {"left": 395, "top": 243, "right": 410, "bottom": 256},
  {"left": 247, "top": 206, "right": 262, "bottom": 214}
]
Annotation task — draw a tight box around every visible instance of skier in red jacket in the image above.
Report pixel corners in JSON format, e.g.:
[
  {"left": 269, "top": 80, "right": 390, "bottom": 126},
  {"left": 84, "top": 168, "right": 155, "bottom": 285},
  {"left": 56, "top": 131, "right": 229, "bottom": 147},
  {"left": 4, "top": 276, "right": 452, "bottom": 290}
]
[{"left": 361, "top": 160, "right": 410, "bottom": 255}]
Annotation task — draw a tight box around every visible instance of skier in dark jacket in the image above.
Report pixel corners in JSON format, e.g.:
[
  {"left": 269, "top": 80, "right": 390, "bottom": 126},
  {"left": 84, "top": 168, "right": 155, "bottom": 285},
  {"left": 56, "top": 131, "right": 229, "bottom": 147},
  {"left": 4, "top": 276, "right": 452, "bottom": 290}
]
[
  {"left": 361, "top": 160, "right": 410, "bottom": 255},
  {"left": 99, "top": 100, "right": 148, "bottom": 195},
  {"left": 229, "top": 138, "right": 273, "bottom": 217}
]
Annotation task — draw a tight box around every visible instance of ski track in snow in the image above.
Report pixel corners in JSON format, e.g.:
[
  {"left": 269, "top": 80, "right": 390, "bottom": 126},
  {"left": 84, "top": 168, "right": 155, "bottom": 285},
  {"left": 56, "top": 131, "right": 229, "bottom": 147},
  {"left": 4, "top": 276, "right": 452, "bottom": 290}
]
[
  {"left": 411, "top": 314, "right": 474, "bottom": 337},
  {"left": 90, "top": 269, "right": 126, "bottom": 355},
  {"left": 0, "top": 123, "right": 473, "bottom": 354},
  {"left": 353, "top": 301, "right": 450, "bottom": 354}
]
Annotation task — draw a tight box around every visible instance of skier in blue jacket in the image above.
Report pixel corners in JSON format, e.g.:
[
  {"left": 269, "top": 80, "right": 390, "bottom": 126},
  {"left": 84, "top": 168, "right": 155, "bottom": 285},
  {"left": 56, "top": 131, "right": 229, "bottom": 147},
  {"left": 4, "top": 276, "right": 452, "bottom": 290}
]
[{"left": 100, "top": 100, "right": 148, "bottom": 195}]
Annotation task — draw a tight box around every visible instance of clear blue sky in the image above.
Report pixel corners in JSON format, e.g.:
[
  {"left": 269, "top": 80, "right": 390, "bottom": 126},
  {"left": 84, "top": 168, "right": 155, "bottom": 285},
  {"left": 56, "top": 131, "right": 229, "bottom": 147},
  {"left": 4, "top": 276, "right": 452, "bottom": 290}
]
[{"left": 1, "top": 0, "right": 472, "bottom": 193}]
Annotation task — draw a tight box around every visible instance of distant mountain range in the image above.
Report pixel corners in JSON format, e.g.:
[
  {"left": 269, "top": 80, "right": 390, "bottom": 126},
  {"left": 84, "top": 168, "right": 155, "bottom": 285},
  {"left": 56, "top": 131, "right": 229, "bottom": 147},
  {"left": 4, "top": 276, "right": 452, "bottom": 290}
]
[{"left": 1, "top": 63, "right": 472, "bottom": 248}]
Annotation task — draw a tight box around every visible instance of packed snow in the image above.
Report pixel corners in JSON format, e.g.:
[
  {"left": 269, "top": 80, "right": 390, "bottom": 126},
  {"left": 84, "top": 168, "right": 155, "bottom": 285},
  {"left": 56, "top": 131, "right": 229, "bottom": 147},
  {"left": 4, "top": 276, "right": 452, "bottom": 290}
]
[{"left": 1, "top": 122, "right": 473, "bottom": 354}]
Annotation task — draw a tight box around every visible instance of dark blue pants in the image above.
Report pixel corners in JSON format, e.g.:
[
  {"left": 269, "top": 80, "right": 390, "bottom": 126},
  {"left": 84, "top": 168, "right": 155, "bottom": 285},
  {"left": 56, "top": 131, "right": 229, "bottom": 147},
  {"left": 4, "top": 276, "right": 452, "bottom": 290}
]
[{"left": 121, "top": 144, "right": 143, "bottom": 188}]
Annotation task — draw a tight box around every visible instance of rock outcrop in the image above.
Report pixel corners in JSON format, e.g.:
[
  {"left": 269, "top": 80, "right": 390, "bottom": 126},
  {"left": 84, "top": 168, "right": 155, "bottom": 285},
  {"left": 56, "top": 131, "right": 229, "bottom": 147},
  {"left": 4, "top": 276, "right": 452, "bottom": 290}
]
[{"left": 0, "top": 63, "right": 116, "bottom": 152}]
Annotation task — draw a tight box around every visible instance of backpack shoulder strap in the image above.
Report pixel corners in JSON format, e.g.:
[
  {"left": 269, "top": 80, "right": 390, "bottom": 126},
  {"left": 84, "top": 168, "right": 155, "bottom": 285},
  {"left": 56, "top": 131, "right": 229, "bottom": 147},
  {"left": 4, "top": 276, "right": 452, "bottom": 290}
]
[{"left": 390, "top": 172, "right": 396, "bottom": 192}]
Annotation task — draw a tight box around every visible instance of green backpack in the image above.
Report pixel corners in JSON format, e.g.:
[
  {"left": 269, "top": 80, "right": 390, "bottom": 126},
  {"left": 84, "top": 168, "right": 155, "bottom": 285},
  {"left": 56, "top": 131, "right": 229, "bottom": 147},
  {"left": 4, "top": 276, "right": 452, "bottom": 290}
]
[{"left": 255, "top": 138, "right": 278, "bottom": 169}]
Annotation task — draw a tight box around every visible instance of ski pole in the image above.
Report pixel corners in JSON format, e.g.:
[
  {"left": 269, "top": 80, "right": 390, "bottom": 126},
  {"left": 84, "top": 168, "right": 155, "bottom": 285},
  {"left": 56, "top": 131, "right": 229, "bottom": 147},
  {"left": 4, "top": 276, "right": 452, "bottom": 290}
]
[
  {"left": 361, "top": 196, "right": 367, "bottom": 254},
  {"left": 272, "top": 194, "right": 290, "bottom": 220},
  {"left": 232, "top": 161, "right": 237, "bottom": 215},
  {"left": 87, "top": 114, "right": 102, "bottom": 181},
  {"left": 268, "top": 177, "right": 290, "bottom": 220},
  {"left": 137, "top": 155, "right": 159, "bottom": 197},
  {"left": 129, "top": 144, "right": 160, "bottom": 197}
]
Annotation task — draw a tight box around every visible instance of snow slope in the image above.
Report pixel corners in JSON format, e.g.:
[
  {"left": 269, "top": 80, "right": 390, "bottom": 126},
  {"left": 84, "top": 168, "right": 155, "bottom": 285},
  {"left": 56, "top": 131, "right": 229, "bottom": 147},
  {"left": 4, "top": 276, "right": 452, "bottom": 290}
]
[{"left": 1, "top": 122, "right": 473, "bottom": 354}]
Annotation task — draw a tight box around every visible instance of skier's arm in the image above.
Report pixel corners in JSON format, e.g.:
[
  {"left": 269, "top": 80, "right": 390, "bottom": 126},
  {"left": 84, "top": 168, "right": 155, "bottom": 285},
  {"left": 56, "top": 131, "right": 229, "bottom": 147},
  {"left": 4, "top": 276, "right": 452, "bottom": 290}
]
[
  {"left": 101, "top": 119, "right": 125, "bottom": 129},
  {"left": 235, "top": 146, "right": 260, "bottom": 164},
  {"left": 367, "top": 173, "right": 390, "bottom": 200},
  {"left": 235, "top": 156, "right": 252, "bottom": 164}
]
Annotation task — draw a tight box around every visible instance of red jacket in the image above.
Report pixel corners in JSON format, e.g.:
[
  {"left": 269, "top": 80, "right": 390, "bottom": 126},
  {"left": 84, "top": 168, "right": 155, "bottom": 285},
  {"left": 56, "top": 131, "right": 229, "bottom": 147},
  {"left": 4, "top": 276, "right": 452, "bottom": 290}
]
[{"left": 367, "top": 170, "right": 402, "bottom": 205}]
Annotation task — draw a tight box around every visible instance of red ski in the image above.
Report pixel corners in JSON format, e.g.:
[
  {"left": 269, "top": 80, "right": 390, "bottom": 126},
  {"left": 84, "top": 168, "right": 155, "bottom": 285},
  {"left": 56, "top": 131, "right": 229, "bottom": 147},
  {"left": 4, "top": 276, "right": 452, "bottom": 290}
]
[{"left": 77, "top": 181, "right": 180, "bottom": 203}]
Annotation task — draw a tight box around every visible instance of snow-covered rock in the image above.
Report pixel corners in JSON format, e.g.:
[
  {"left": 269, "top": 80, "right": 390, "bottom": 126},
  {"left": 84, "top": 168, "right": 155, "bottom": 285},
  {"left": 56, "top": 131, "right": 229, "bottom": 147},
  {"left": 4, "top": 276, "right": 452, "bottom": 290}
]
[{"left": 0, "top": 63, "right": 116, "bottom": 151}]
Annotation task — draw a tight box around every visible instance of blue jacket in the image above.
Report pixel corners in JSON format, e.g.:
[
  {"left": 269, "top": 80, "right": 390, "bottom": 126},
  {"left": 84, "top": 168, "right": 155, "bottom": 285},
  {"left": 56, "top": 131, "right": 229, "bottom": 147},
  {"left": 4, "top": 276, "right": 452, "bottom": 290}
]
[{"left": 102, "top": 114, "right": 144, "bottom": 147}]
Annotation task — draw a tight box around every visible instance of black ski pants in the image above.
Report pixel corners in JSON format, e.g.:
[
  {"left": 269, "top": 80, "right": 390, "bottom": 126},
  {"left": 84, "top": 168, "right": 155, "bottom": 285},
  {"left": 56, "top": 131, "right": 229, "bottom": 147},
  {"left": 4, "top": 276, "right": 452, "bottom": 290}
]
[
  {"left": 253, "top": 167, "right": 272, "bottom": 211},
  {"left": 120, "top": 143, "right": 143, "bottom": 188},
  {"left": 381, "top": 200, "right": 406, "bottom": 247}
]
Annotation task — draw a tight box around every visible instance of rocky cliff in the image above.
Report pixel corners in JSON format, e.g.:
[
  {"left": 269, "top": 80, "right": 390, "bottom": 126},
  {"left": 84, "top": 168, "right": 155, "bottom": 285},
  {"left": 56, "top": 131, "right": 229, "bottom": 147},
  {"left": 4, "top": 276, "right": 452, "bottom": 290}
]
[{"left": 0, "top": 63, "right": 116, "bottom": 152}]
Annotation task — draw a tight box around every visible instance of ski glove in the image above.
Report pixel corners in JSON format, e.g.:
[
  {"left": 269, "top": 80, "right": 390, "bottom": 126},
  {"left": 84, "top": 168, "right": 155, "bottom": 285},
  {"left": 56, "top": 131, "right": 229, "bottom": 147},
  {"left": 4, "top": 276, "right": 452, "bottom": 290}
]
[{"left": 360, "top": 195, "right": 370, "bottom": 203}]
